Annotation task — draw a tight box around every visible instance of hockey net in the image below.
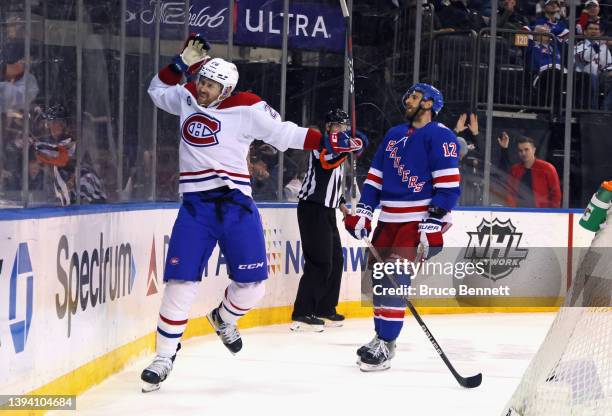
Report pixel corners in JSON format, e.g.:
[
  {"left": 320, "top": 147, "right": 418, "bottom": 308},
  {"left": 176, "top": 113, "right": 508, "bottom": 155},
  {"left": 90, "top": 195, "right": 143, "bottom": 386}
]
[{"left": 503, "top": 213, "right": 612, "bottom": 416}]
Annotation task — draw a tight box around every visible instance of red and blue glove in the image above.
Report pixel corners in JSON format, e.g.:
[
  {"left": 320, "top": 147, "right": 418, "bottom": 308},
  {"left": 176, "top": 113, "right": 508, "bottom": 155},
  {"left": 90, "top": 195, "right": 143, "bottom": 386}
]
[
  {"left": 344, "top": 203, "right": 373, "bottom": 240},
  {"left": 322, "top": 130, "right": 367, "bottom": 156},
  {"left": 417, "top": 206, "right": 447, "bottom": 259},
  {"left": 172, "top": 33, "right": 211, "bottom": 76}
]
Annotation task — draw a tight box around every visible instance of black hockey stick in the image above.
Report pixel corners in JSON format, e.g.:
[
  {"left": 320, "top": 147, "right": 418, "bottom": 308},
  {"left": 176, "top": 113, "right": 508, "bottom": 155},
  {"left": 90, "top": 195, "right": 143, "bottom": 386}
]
[
  {"left": 339, "top": 0, "right": 358, "bottom": 215},
  {"left": 363, "top": 237, "right": 483, "bottom": 389}
]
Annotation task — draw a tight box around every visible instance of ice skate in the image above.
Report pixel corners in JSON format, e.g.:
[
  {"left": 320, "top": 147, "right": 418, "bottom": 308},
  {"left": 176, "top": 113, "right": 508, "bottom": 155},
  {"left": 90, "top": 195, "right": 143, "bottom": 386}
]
[
  {"left": 317, "top": 312, "right": 345, "bottom": 328},
  {"left": 207, "top": 306, "right": 243, "bottom": 354},
  {"left": 141, "top": 343, "right": 181, "bottom": 393},
  {"left": 290, "top": 315, "right": 325, "bottom": 332},
  {"left": 356, "top": 334, "right": 379, "bottom": 363},
  {"left": 358, "top": 337, "right": 396, "bottom": 372}
]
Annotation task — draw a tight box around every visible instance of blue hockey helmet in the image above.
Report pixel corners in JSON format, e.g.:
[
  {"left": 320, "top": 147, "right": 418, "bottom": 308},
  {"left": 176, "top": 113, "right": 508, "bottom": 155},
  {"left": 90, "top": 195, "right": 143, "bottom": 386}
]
[{"left": 402, "top": 83, "right": 444, "bottom": 115}]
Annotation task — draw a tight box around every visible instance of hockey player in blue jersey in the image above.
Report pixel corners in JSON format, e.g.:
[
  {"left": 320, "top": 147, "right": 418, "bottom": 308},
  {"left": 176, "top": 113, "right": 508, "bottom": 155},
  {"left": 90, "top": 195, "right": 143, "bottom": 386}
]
[{"left": 344, "top": 83, "right": 460, "bottom": 372}]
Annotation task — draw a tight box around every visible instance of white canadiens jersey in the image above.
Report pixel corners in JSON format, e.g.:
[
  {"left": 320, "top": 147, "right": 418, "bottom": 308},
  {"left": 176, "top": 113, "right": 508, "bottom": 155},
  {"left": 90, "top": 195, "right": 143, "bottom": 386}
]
[{"left": 148, "top": 75, "right": 310, "bottom": 197}]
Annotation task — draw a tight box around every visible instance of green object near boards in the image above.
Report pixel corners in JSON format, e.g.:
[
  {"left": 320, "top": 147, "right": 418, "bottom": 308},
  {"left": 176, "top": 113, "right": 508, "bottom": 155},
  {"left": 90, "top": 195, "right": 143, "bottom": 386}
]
[{"left": 579, "top": 181, "right": 612, "bottom": 232}]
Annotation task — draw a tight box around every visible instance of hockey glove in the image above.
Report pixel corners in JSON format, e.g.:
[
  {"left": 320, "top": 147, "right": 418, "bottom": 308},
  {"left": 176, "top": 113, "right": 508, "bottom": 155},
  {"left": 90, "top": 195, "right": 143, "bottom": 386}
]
[
  {"left": 344, "top": 203, "right": 373, "bottom": 240},
  {"left": 345, "top": 130, "right": 369, "bottom": 158},
  {"left": 172, "top": 33, "right": 211, "bottom": 75},
  {"left": 322, "top": 130, "right": 367, "bottom": 156},
  {"left": 417, "top": 206, "right": 447, "bottom": 260}
]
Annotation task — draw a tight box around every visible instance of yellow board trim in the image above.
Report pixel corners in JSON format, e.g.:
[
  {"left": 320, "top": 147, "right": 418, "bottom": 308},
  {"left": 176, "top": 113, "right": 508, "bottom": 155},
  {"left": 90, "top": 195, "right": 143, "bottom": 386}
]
[{"left": 11, "top": 302, "right": 559, "bottom": 416}]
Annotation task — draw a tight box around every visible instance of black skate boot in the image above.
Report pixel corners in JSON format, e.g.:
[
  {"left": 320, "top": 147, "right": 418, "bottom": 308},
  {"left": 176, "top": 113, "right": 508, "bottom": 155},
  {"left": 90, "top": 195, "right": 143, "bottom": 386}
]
[
  {"left": 357, "top": 337, "right": 396, "bottom": 372},
  {"left": 316, "top": 312, "right": 345, "bottom": 328},
  {"left": 207, "top": 306, "right": 243, "bottom": 354},
  {"left": 356, "top": 334, "right": 379, "bottom": 363},
  {"left": 290, "top": 314, "right": 325, "bottom": 332},
  {"left": 141, "top": 343, "right": 181, "bottom": 393}
]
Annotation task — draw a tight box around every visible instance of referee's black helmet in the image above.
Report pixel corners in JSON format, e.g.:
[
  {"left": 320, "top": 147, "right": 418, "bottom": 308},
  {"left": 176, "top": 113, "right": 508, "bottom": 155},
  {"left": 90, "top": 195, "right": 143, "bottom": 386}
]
[{"left": 325, "top": 108, "right": 349, "bottom": 125}]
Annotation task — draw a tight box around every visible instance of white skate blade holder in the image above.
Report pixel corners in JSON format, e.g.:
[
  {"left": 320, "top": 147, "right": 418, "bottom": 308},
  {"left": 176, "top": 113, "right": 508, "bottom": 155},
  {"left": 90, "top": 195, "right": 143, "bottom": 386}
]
[
  {"left": 358, "top": 359, "right": 391, "bottom": 372},
  {"left": 321, "top": 318, "right": 343, "bottom": 328},
  {"left": 290, "top": 321, "right": 324, "bottom": 333},
  {"left": 142, "top": 381, "right": 161, "bottom": 393}
]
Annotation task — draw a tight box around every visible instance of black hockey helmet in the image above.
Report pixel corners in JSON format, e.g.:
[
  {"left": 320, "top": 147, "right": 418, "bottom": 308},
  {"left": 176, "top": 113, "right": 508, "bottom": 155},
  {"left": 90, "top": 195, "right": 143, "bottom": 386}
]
[
  {"left": 325, "top": 108, "right": 349, "bottom": 125},
  {"left": 42, "top": 104, "right": 68, "bottom": 120}
]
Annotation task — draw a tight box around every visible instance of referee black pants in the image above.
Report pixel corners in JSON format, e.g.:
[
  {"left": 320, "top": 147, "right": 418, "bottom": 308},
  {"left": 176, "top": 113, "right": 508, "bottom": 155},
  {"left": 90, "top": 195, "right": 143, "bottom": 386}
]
[{"left": 292, "top": 199, "right": 344, "bottom": 318}]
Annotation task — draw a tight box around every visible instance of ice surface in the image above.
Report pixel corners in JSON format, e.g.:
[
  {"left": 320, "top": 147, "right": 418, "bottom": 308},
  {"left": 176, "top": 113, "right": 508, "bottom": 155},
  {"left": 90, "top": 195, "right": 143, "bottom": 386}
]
[{"left": 49, "top": 313, "right": 555, "bottom": 416}]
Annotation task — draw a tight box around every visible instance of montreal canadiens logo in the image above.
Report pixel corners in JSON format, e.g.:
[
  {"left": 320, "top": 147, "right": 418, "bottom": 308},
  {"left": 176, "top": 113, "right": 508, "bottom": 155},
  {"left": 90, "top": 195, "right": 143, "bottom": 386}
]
[{"left": 181, "top": 113, "right": 221, "bottom": 147}]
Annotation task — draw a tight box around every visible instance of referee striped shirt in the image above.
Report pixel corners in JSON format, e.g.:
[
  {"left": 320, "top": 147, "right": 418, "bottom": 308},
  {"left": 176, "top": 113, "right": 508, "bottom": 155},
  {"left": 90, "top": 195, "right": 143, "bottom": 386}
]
[{"left": 298, "top": 149, "right": 346, "bottom": 208}]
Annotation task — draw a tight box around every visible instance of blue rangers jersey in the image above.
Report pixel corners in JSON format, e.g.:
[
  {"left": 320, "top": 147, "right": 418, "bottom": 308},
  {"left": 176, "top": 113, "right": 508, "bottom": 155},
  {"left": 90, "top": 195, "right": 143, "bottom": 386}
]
[
  {"left": 360, "top": 121, "right": 460, "bottom": 223},
  {"left": 531, "top": 17, "right": 569, "bottom": 39}
]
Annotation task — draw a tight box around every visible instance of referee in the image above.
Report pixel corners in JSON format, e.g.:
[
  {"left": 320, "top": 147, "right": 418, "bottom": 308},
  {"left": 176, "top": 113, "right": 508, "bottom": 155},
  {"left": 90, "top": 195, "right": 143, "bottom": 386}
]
[{"left": 290, "top": 109, "right": 366, "bottom": 331}]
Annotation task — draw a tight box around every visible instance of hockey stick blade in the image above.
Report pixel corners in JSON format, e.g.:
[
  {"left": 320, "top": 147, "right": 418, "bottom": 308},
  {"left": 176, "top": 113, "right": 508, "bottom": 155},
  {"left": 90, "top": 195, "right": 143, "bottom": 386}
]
[
  {"left": 412, "top": 307, "right": 482, "bottom": 388},
  {"left": 363, "top": 237, "right": 483, "bottom": 388}
]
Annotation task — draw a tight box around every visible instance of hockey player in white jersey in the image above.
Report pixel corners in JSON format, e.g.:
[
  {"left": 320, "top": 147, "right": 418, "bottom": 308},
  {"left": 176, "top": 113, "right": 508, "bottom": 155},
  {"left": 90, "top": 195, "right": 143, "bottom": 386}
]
[{"left": 140, "top": 34, "right": 359, "bottom": 392}]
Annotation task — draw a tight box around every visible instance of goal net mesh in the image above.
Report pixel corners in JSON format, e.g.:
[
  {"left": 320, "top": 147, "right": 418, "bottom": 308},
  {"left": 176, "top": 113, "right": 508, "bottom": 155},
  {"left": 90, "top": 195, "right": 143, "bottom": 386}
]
[{"left": 503, "top": 215, "right": 612, "bottom": 416}]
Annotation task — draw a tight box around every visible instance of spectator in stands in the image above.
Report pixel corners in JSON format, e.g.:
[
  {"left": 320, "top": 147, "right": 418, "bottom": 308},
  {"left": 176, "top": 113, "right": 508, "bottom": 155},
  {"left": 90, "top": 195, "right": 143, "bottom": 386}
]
[
  {"left": 468, "top": 0, "right": 493, "bottom": 18},
  {"left": 575, "top": 20, "right": 612, "bottom": 108},
  {"left": 453, "top": 112, "right": 480, "bottom": 144},
  {"left": 33, "top": 104, "right": 107, "bottom": 205},
  {"left": 437, "top": 0, "right": 488, "bottom": 31},
  {"left": 283, "top": 171, "right": 305, "bottom": 202},
  {"left": 453, "top": 114, "right": 482, "bottom": 205},
  {"left": 249, "top": 151, "right": 278, "bottom": 201},
  {"left": 0, "top": 43, "right": 39, "bottom": 199},
  {"left": 576, "top": 21, "right": 611, "bottom": 74},
  {"left": 283, "top": 144, "right": 310, "bottom": 203},
  {"left": 497, "top": 0, "right": 530, "bottom": 30},
  {"left": 577, "top": 0, "right": 605, "bottom": 35},
  {"left": 526, "top": 25, "right": 563, "bottom": 74},
  {"left": 0, "top": 43, "right": 39, "bottom": 114},
  {"left": 532, "top": 0, "right": 569, "bottom": 39},
  {"left": 525, "top": 25, "right": 568, "bottom": 107},
  {"left": 27, "top": 150, "right": 46, "bottom": 194},
  {"left": 497, "top": 132, "right": 561, "bottom": 208}
]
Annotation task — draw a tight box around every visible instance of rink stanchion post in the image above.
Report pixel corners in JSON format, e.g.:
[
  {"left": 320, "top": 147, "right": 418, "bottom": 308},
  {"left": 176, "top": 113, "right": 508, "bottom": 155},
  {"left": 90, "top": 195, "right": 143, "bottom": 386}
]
[{"left": 362, "top": 237, "right": 483, "bottom": 389}]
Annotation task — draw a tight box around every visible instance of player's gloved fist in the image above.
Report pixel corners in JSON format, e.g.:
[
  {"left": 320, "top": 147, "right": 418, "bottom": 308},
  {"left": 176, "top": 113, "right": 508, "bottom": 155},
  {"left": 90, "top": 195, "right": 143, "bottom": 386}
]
[
  {"left": 344, "top": 203, "right": 373, "bottom": 240},
  {"left": 322, "top": 130, "right": 368, "bottom": 156},
  {"left": 344, "top": 130, "right": 369, "bottom": 157},
  {"left": 172, "top": 33, "right": 211, "bottom": 75},
  {"left": 418, "top": 206, "right": 447, "bottom": 259}
]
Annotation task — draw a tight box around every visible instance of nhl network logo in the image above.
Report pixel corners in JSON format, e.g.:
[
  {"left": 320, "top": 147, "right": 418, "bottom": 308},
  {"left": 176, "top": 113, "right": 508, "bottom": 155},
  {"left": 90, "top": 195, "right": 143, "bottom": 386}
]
[{"left": 464, "top": 218, "right": 528, "bottom": 281}]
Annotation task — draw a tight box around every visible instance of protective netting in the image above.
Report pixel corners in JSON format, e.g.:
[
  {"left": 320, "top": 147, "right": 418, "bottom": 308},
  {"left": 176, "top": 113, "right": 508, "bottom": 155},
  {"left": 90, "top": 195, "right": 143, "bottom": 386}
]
[{"left": 503, "top": 212, "right": 612, "bottom": 416}]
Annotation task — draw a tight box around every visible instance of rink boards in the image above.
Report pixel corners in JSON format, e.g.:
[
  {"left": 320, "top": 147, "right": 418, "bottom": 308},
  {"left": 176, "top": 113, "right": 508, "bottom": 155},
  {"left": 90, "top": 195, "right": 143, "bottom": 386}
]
[{"left": 0, "top": 204, "right": 594, "bottom": 401}]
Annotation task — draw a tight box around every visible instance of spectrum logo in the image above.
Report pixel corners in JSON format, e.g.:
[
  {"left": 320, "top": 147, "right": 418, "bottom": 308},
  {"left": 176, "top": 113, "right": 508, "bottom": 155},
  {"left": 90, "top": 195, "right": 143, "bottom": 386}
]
[
  {"left": 8, "top": 243, "right": 34, "bottom": 353},
  {"left": 55, "top": 234, "right": 136, "bottom": 337}
]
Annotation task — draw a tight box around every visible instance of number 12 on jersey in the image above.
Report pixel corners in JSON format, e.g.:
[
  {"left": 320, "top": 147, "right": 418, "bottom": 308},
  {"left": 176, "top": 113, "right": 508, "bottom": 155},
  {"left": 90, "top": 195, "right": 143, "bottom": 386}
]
[{"left": 443, "top": 142, "right": 457, "bottom": 158}]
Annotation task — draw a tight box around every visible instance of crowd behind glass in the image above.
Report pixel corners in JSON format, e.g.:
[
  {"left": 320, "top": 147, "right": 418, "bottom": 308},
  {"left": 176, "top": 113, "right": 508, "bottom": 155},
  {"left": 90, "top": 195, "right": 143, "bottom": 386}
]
[{"left": 1, "top": 0, "right": 610, "bottom": 209}]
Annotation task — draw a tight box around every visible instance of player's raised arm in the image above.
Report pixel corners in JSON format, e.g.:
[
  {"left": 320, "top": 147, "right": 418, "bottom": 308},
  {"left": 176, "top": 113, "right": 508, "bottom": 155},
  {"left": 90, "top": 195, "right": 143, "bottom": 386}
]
[
  {"left": 244, "top": 101, "right": 323, "bottom": 151},
  {"left": 147, "top": 33, "right": 210, "bottom": 115}
]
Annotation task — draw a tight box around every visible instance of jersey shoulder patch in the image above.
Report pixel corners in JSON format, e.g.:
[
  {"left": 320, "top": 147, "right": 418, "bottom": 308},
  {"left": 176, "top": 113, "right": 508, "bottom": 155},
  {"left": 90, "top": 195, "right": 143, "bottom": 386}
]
[{"left": 217, "top": 92, "right": 262, "bottom": 109}]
